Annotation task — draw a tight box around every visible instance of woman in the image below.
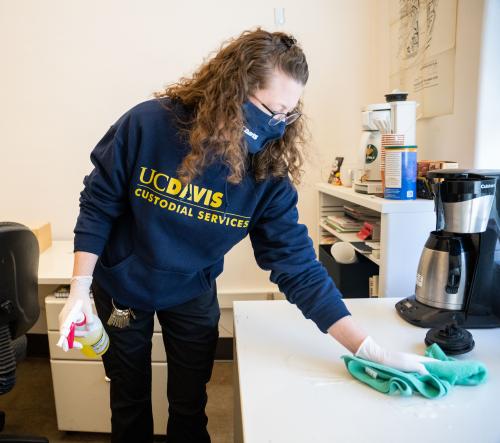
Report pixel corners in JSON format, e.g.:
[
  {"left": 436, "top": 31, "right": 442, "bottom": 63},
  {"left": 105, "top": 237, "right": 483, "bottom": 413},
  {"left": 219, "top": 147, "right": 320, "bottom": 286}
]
[{"left": 58, "top": 28, "right": 431, "bottom": 443}]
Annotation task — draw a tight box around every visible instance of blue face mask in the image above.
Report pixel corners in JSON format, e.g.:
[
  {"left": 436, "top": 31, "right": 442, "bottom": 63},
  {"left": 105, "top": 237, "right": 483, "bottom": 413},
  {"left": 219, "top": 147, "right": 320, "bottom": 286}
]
[{"left": 242, "top": 101, "right": 286, "bottom": 154}]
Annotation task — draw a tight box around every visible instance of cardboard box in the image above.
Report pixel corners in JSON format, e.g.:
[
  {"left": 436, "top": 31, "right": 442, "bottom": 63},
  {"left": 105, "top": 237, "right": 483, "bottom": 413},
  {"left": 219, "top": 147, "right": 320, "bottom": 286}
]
[
  {"left": 25, "top": 221, "right": 52, "bottom": 253},
  {"left": 418, "top": 160, "right": 459, "bottom": 177}
]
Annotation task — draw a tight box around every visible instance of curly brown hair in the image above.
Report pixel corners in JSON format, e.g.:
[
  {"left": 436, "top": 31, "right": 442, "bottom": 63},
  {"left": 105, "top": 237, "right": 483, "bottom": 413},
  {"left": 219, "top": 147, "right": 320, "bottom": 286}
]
[{"left": 154, "top": 28, "right": 309, "bottom": 186}]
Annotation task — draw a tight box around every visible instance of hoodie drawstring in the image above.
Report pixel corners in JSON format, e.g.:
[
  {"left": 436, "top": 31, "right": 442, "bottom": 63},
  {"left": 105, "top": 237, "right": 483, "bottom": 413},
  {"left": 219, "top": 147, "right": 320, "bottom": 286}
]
[
  {"left": 222, "top": 145, "right": 230, "bottom": 219},
  {"left": 223, "top": 167, "right": 230, "bottom": 219}
]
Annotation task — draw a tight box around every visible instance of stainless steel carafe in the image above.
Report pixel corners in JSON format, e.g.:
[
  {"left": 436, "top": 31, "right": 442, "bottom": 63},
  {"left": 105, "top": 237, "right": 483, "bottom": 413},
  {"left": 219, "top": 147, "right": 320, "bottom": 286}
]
[{"left": 415, "top": 231, "right": 471, "bottom": 310}]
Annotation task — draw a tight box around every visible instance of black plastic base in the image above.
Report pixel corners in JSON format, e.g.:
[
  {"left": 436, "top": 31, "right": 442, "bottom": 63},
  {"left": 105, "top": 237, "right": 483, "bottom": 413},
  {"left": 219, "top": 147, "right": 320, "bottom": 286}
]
[
  {"left": 425, "top": 324, "right": 475, "bottom": 355},
  {"left": 395, "top": 295, "right": 500, "bottom": 329}
]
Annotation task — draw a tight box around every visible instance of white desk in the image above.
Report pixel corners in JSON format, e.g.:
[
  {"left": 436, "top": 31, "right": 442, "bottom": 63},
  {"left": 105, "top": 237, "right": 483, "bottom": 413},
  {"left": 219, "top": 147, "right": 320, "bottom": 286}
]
[
  {"left": 233, "top": 299, "right": 500, "bottom": 443},
  {"left": 38, "top": 240, "right": 278, "bottom": 292},
  {"left": 35, "top": 240, "right": 279, "bottom": 337},
  {"left": 38, "top": 240, "right": 75, "bottom": 284},
  {"left": 29, "top": 241, "right": 75, "bottom": 333}
]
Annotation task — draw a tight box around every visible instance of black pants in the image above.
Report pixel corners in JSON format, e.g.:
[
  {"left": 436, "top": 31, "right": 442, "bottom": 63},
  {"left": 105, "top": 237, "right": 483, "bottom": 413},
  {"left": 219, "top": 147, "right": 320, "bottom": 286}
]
[{"left": 92, "top": 280, "right": 220, "bottom": 443}]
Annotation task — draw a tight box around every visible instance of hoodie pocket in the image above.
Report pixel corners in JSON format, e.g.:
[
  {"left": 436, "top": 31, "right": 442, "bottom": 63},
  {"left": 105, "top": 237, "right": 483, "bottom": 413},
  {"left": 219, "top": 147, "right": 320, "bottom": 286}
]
[
  {"left": 96, "top": 252, "right": 210, "bottom": 307},
  {"left": 99, "top": 252, "right": 136, "bottom": 273}
]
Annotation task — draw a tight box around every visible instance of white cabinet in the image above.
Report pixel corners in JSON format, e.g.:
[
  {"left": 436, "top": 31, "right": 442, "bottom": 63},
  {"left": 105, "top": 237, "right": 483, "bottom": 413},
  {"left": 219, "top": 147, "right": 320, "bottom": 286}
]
[
  {"left": 50, "top": 360, "right": 167, "bottom": 433},
  {"left": 316, "top": 183, "right": 435, "bottom": 298},
  {"left": 45, "top": 296, "right": 168, "bottom": 434}
]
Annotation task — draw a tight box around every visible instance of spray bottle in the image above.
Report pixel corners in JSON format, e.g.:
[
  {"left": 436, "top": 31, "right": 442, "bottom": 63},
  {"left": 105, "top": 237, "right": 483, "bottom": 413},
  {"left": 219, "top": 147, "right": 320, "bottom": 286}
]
[{"left": 67, "top": 312, "right": 109, "bottom": 358}]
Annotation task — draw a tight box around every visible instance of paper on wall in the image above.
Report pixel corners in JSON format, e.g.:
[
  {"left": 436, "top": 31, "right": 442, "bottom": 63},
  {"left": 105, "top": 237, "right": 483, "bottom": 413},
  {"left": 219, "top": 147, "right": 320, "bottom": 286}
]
[{"left": 389, "top": 0, "right": 458, "bottom": 118}]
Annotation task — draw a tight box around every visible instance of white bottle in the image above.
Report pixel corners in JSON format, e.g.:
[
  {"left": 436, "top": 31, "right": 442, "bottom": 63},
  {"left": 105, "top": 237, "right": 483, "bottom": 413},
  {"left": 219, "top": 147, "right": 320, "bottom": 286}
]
[{"left": 72, "top": 313, "right": 110, "bottom": 358}]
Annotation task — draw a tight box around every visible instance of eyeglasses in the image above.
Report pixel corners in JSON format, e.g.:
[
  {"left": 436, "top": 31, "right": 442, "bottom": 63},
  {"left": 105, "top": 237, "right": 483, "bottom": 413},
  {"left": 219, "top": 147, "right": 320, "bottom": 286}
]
[{"left": 253, "top": 97, "right": 302, "bottom": 126}]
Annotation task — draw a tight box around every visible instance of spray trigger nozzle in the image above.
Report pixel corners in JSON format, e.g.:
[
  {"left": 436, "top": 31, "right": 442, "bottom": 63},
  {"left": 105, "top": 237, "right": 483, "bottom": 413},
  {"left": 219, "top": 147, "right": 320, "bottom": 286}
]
[{"left": 67, "top": 314, "right": 86, "bottom": 349}]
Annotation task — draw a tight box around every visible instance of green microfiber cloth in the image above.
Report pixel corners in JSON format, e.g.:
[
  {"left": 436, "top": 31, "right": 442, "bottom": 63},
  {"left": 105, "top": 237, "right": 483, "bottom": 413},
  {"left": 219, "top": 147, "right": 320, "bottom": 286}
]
[{"left": 341, "top": 344, "right": 488, "bottom": 399}]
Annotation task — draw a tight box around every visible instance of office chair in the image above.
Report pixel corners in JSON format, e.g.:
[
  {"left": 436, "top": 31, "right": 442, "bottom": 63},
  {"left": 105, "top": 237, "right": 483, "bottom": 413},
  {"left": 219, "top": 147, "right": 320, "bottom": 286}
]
[{"left": 0, "top": 222, "right": 49, "bottom": 442}]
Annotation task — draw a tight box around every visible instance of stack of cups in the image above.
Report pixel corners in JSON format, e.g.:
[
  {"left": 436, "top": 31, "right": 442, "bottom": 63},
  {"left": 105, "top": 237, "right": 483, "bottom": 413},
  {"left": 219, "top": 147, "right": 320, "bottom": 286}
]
[{"left": 381, "top": 134, "right": 405, "bottom": 189}]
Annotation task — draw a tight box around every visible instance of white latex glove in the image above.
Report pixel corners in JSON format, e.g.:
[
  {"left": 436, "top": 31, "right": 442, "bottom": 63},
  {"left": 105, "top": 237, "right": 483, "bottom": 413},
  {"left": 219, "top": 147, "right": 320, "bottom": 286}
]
[
  {"left": 355, "top": 336, "right": 437, "bottom": 375},
  {"left": 57, "top": 275, "right": 94, "bottom": 352}
]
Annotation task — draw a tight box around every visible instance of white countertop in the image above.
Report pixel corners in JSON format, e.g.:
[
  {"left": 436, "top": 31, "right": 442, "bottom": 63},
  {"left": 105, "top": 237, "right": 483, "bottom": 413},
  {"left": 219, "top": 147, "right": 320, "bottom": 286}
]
[
  {"left": 316, "top": 182, "right": 435, "bottom": 213},
  {"left": 233, "top": 299, "right": 500, "bottom": 443},
  {"left": 38, "top": 240, "right": 75, "bottom": 284}
]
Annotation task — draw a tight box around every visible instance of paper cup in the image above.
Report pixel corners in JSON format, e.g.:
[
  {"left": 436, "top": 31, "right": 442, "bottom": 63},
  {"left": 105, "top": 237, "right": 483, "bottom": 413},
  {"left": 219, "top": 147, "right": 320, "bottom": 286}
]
[{"left": 381, "top": 134, "right": 405, "bottom": 190}]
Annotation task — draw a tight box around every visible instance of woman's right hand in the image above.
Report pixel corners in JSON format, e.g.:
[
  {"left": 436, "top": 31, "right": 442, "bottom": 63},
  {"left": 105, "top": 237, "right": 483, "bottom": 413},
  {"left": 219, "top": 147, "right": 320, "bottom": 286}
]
[
  {"left": 57, "top": 275, "right": 94, "bottom": 352},
  {"left": 355, "top": 336, "right": 437, "bottom": 375}
]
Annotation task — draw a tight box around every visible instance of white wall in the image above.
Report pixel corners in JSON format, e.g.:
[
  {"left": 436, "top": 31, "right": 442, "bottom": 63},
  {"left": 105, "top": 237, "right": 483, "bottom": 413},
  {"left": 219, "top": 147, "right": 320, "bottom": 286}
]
[
  {"left": 416, "top": 0, "right": 485, "bottom": 167},
  {"left": 474, "top": 0, "right": 500, "bottom": 169},
  {"left": 0, "top": 0, "right": 386, "bottom": 292}
]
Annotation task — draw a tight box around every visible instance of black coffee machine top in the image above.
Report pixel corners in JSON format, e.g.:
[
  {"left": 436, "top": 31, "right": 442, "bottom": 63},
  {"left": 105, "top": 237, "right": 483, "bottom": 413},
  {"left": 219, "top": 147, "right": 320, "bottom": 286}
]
[
  {"left": 430, "top": 175, "right": 495, "bottom": 202},
  {"left": 396, "top": 169, "right": 500, "bottom": 355}
]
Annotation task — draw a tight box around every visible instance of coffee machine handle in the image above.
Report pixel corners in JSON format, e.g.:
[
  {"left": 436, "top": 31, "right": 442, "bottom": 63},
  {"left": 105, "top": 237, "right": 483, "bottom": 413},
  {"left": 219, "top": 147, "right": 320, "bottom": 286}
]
[
  {"left": 432, "top": 181, "right": 445, "bottom": 231},
  {"left": 446, "top": 239, "right": 462, "bottom": 294}
]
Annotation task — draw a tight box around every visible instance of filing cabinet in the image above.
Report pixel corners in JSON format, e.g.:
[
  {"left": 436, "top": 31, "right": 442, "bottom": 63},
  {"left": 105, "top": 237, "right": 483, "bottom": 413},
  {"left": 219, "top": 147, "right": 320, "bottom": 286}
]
[{"left": 45, "top": 296, "right": 168, "bottom": 434}]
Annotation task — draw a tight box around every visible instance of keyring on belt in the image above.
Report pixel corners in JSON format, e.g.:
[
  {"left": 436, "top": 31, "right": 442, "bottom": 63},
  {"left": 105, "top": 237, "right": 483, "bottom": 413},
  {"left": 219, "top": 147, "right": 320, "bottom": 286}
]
[{"left": 107, "top": 298, "right": 136, "bottom": 328}]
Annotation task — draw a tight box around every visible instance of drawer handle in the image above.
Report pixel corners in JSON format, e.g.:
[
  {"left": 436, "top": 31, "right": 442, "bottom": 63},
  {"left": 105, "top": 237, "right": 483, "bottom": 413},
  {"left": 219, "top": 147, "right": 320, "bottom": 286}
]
[{"left": 104, "top": 376, "right": 111, "bottom": 383}]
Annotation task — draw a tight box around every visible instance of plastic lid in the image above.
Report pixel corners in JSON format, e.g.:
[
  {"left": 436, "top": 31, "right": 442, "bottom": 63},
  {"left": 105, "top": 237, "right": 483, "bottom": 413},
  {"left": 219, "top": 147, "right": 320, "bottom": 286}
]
[
  {"left": 385, "top": 90, "right": 408, "bottom": 102},
  {"left": 427, "top": 169, "right": 500, "bottom": 179}
]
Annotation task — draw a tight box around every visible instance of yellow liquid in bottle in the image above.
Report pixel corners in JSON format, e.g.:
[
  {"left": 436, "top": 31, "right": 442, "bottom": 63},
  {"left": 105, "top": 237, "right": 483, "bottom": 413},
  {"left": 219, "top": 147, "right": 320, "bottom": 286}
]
[{"left": 74, "top": 316, "right": 110, "bottom": 358}]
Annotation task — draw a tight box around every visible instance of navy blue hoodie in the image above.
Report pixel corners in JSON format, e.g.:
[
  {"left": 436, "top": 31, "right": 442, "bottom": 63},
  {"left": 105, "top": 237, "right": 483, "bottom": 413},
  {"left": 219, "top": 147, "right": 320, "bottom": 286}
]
[{"left": 74, "top": 98, "right": 350, "bottom": 332}]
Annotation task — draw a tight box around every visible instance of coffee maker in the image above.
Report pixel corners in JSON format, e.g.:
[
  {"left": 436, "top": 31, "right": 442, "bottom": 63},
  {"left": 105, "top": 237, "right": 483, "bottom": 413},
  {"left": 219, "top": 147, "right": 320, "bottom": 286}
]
[
  {"left": 396, "top": 170, "right": 500, "bottom": 354},
  {"left": 354, "top": 91, "right": 417, "bottom": 195}
]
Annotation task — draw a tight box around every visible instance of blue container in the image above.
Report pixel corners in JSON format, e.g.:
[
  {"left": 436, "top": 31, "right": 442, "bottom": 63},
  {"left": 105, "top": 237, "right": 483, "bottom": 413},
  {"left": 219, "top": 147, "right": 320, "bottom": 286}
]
[{"left": 384, "top": 145, "right": 417, "bottom": 200}]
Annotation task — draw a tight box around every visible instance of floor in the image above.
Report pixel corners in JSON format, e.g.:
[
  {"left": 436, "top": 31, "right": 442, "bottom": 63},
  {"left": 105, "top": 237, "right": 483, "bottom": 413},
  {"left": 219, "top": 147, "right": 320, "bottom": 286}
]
[{"left": 0, "top": 357, "right": 234, "bottom": 442}]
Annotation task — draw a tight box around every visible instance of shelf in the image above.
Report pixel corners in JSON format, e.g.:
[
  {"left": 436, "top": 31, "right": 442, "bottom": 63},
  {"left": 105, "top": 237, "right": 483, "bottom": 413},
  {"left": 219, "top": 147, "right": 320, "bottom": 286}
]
[
  {"left": 317, "top": 181, "right": 436, "bottom": 298},
  {"left": 316, "top": 182, "right": 435, "bottom": 214},
  {"left": 320, "top": 221, "right": 359, "bottom": 242},
  {"left": 319, "top": 221, "right": 381, "bottom": 266}
]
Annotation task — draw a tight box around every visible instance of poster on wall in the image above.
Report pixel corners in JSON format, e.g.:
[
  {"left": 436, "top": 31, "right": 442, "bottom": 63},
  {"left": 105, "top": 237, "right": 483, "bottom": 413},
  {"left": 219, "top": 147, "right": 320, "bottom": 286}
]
[{"left": 389, "top": 0, "right": 458, "bottom": 118}]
